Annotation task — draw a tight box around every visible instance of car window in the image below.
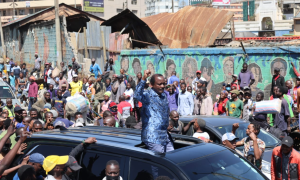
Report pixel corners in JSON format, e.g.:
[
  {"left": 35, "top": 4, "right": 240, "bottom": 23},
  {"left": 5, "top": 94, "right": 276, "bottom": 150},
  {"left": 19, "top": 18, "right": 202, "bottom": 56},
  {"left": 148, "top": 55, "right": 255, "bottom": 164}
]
[
  {"left": 0, "top": 86, "right": 14, "bottom": 98},
  {"left": 215, "top": 123, "right": 279, "bottom": 151},
  {"left": 79, "top": 151, "right": 122, "bottom": 180},
  {"left": 179, "top": 149, "right": 265, "bottom": 180},
  {"left": 28, "top": 145, "right": 72, "bottom": 157},
  {"left": 204, "top": 128, "right": 220, "bottom": 144},
  {"left": 129, "top": 159, "right": 178, "bottom": 180}
]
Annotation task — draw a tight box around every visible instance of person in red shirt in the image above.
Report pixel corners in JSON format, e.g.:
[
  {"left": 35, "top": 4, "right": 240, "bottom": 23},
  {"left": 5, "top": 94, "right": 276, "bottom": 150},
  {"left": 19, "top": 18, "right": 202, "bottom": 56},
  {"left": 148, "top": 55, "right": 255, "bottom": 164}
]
[
  {"left": 218, "top": 90, "right": 228, "bottom": 116},
  {"left": 117, "top": 95, "right": 133, "bottom": 123},
  {"left": 231, "top": 74, "right": 240, "bottom": 90}
]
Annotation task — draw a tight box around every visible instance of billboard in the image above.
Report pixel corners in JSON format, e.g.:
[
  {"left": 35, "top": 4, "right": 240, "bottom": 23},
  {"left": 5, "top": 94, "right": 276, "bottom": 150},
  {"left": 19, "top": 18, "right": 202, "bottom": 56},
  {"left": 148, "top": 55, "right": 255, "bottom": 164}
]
[
  {"left": 84, "top": 0, "right": 104, "bottom": 12},
  {"left": 212, "top": 0, "right": 230, "bottom": 6}
]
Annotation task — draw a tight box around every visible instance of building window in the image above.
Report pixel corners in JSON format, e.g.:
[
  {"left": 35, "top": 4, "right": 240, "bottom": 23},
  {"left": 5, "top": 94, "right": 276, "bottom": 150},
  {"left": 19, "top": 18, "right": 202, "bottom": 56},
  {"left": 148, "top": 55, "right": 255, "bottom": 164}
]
[
  {"left": 132, "top": 10, "right": 137, "bottom": 14},
  {"left": 29, "top": 9, "right": 33, "bottom": 14},
  {"left": 166, "top": 6, "right": 168, "bottom": 8},
  {"left": 15, "top": 10, "right": 17, "bottom": 15},
  {"left": 19, "top": 9, "right": 25, "bottom": 15},
  {"left": 2, "top": 10, "right": 5, "bottom": 16},
  {"left": 116, "top": 9, "right": 123, "bottom": 13},
  {"left": 131, "top": 0, "right": 137, "bottom": 5},
  {"left": 296, "top": 20, "right": 300, "bottom": 24}
]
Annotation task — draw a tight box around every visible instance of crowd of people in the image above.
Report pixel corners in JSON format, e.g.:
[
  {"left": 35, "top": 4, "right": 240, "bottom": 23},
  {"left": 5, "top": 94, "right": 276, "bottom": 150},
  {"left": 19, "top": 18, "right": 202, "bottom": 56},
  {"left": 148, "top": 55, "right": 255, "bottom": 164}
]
[{"left": 0, "top": 55, "right": 299, "bottom": 179}]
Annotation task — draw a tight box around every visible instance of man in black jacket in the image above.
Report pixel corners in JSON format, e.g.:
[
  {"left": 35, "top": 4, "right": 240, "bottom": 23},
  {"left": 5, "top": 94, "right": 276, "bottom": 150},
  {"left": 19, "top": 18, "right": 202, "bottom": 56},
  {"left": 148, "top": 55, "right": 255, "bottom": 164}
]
[
  {"left": 271, "top": 67, "right": 285, "bottom": 96},
  {"left": 63, "top": 137, "right": 97, "bottom": 180}
]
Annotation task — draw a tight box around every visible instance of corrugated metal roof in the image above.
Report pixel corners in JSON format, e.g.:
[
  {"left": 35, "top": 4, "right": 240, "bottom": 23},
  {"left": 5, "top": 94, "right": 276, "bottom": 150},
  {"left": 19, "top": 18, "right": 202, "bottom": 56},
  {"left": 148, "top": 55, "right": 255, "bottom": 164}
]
[
  {"left": 142, "top": 6, "right": 234, "bottom": 48},
  {"left": 3, "top": 3, "right": 105, "bottom": 27}
]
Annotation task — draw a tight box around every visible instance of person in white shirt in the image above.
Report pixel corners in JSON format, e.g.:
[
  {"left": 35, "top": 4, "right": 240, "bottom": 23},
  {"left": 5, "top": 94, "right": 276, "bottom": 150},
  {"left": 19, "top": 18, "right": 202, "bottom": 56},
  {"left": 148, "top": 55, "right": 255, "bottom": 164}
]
[
  {"left": 67, "top": 65, "right": 75, "bottom": 83},
  {"left": 192, "top": 70, "right": 206, "bottom": 91},
  {"left": 124, "top": 82, "right": 134, "bottom": 108},
  {"left": 193, "top": 118, "right": 211, "bottom": 143}
]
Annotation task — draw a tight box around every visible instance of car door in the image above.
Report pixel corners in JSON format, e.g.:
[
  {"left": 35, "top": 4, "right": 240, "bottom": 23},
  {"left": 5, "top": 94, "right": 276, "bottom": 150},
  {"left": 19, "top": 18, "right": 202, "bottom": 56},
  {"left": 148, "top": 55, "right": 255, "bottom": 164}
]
[
  {"left": 128, "top": 158, "right": 180, "bottom": 180},
  {"left": 78, "top": 150, "right": 126, "bottom": 180}
]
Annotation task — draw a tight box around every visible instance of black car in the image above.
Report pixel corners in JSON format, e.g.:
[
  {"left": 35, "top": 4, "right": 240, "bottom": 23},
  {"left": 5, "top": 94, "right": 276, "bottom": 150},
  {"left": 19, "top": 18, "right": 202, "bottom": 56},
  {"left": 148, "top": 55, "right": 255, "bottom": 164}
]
[
  {"left": 178, "top": 115, "right": 281, "bottom": 178},
  {"left": 12, "top": 127, "right": 268, "bottom": 180}
]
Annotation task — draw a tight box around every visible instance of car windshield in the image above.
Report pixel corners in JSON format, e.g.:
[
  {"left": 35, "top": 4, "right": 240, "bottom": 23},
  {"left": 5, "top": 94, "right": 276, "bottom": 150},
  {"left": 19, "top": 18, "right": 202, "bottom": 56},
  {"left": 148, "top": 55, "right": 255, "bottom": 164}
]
[
  {"left": 180, "top": 149, "right": 266, "bottom": 180},
  {"left": 0, "top": 86, "right": 14, "bottom": 98},
  {"left": 215, "top": 123, "right": 280, "bottom": 151}
]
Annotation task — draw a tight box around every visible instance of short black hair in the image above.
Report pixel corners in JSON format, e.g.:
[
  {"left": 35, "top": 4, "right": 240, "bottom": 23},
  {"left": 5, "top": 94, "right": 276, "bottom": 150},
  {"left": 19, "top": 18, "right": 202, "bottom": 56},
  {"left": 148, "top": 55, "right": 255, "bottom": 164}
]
[
  {"left": 106, "top": 160, "right": 119, "bottom": 166},
  {"left": 33, "top": 120, "right": 43, "bottom": 126},
  {"left": 243, "top": 63, "right": 248, "bottom": 66},
  {"left": 200, "top": 87, "right": 207, "bottom": 92},
  {"left": 169, "top": 120, "right": 175, "bottom": 126},
  {"left": 257, "top": 92, "right": 264, "bottom": 99},
  {"left": 4, "top": 119, "right": 11, "bottom": 130},
  {"left": 106, "top": 78, "right": 111, "bottom": 82},
  {"left": 103, "top": 110, "right": 112, "bottom": 117},
  {"left": 30, "top": 108, "right": 38, "bottom": 113},
  {"left": 22, "top": 63, "right": 26, "bottom": 66},
  {"left": 250, "top": 123, "right": 260, "bottom": 135},
  {"left": 44, "top": 112, "right": 53, "bottom": 118},
  {"left": 172, "top": 71, "right": 176, "bottom": 75},
  {"left": 150, "top": 74, "right": 164, "bottom": 86},
  {"left": 125, "top": 116, "right": 137, "bottom": 128},
  {"left": 278, "top": 86, "right": 287, "bottom": 95},
  {"left": 180, "top": 82, "right": 186, "bottom": 87},
  {"left": 16, "top": 127, "right": 24, "bottom": 136},
  {"left": 74, "top": 112, "right": 82, "bottom": 117}
]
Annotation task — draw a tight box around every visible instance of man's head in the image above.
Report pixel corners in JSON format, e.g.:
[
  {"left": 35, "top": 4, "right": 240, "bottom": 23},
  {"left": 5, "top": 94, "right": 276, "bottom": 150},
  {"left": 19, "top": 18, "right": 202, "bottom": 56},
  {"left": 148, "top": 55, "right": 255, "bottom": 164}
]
[
  {"left": 49, "top": 84, "right": 54, "bottom": 90},
  {"left": 187, "top": 86, "right": 192, "bottom": 93},
  {"left": 180, "top": 83, "right": 186, "bottom": 93},
  {"left": 118, "top": 95, "right": 126, "bottom": 103},
  {"left": 256, "top": 92, "right": 264, "bottom": 102},
  {"left": 168, "top": 120, "right": 174, "bottom": 131},
  {"left": 274, "top": 67, "right": 280, "bottom": 76},
  {"left": 169, "top": 111, "right": 179, "bottom": 122},
  {"left": 72, "top": 57, "right": 75, "bottom": 63},
  {"left": 65, "top": 155, "right": 82, "bottom": 178},
  {"left": 103, "top": 110, "right": 113, "bottom": 119},
  {"left": 32, "top": 121, "right": 43, "bottom": 133},
  {"left": 281, "top": 136, "right": 294, "bottom": 155},
  {"left": 126, "top": 82, "right": 131, "bottom": 90},
  {"left": 285, "top": 80, "right": 293, "bottom": 89},
  {"left": 232, "top": 74, "right": 238, "bottom": 81},
  {"left": 74, "top": 112, "right": 83, "bottom": 121},
  {"left": 17, "top": 165, "right": 36, "bottom": 180},
  {"left": 244, "top": 92, "right": 252, "bottom": 100},
  {"left": 57, "top": 89, "right": 62, "bottom": 98},
  {"left": 120, "top": 68, "right": 125, "bottom": 75},
  {"left": 105, "top": 160, "right": 120, "bottom": 179},
  {"left": 276, "top": 86, "right": 286, "bottom": 98},
  {"left": 91, "top": 58, "right": 96, "bottom": 64},
  {"left": 43, "top": 155, "right": 68, "bottom": 176},
  {"left": 30, "top": 109, "right": 38, "bottom": 118},
  {"left": 28, "top": 153, "right": 45, "bottom": 175},
  {"left": 196, "top": 70, "right": 201, "bottom": 78},
  {"left": 1, "top": 138, "right": 11, "bottom": 154},
  {"left": 125, "top": 116, "right": 137, "bottom": 129},
  {"left": 73, "top": 75, "right": 78, "bottom": 82},
  {"left": 199, "top": 87, "right": 206, "bottom": 96},
  {"left": 171, "top": 71, "right": 176, "bottom": 76},
  {"left": 61, "top": 84, "right": 67, "bottom": 92},
  {"left": 6, "top": 98, "right": 12, "bottom": 108},
  {"left": 14, "top": 106, "right": 25, "bottom": 122},
  {"left": 150, "top": 74, "right": 165, "bottom": 95},
  {"left": 68, "top": 65, "right": 72, "bottom": 70},
  {"left": 103, "top": 116, "right": 116, "bottom": 127},
  {"left": 106, "top": 78, "right": 111, "bottom": 86},
  {"left": 230, "top": 90, "right": 240, "bottom": 100},
  {"left": 246, "top": 123, "right": 260, "bottom": 136},
  {"left": 222, "top": 133, "right": 238, "bottom": 150},
  {"left": 22, "top": 110, "right": 27, "bottom": 118},
  {"left": 117, "top": 75, "right": 123, "bottom": 83},
  {"left": 137, "top": 72, "right": 142, "bottom": 80},
  {"left": 44, "top": 92, "right": 50, "bottom": 101},
  {"left": 22, "top": 116, "right": 31, "bottom": 126},
  {"left": 193, "top": 119, "right": 206, "bottom": 132},
  {"left": 242, "top": 63, "right": 248, "bottom": 72}
]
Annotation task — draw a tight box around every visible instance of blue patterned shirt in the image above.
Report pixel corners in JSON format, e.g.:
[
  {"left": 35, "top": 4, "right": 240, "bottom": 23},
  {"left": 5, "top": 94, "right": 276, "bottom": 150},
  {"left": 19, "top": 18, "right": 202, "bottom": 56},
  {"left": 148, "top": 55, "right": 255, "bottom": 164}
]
[{"left": 134, "top": 80, "right": 169, "bottom": 145}]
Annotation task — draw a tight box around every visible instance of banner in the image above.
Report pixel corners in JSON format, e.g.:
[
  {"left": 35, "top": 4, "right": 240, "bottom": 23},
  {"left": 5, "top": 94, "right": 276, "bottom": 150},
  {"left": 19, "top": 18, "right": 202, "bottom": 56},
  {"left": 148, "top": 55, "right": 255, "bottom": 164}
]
[
  {"left": 84, "top": 0, "right": 104, "bottom": 12},
  {"left": 212, "top": 0, "right": 230, "bottom": 6}
]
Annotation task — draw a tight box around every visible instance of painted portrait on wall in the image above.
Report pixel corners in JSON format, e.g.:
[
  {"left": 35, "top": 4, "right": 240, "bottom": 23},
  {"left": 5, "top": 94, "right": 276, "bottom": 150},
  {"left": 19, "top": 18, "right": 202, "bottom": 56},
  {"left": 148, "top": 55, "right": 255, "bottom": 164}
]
[
  {"left": 182, "top": 57, "right": 198, "bottom": 87},
  {"left": 270, "top": 58, "right": 287, "bottom": 77},
  {"left": 165, "top": 59, "right": 176, "bottom": 79},
  {"left": 120, "top": 56, "right": 129, "bottom": 72},
  {"left": 132, "top": 58, "right": 142, "bottom": 76},
  {"left": 146, "top": 61, "right": 155, "bottom": 75},
  {"left": 223, "top": 57, "right": 234, "bottom": 84},
  {"left": 200, "top": 58, "right": 215, "bottom": 91},
  {"left": 249, "top": 63, "right": 263, "bottom": 98}
]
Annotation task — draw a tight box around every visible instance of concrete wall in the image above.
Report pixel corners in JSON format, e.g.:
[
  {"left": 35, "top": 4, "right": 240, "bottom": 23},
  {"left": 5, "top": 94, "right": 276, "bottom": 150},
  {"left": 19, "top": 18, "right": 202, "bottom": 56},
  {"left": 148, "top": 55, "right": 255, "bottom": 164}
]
[
  {"left": 114, "top": 47, "right": 300, "bottom": 100},
  {"left": 3, "top": 18, "right": 75, "bottom": 70}
]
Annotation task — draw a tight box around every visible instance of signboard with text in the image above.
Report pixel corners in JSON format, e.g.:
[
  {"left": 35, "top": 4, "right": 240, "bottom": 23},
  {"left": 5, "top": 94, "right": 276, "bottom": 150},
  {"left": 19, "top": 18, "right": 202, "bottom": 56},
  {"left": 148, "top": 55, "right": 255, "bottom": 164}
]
[
  {"left": 212, "top": 0, "right": 230, "bottom": 6},
  {"left": 84, "top": 0, "right": 104, "bottom": 12}
]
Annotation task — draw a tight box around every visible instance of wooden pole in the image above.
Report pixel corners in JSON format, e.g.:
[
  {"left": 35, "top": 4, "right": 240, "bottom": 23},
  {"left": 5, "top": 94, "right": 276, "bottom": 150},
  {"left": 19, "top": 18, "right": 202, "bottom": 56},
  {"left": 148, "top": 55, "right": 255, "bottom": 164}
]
[
  {"left": 101, "top": 26, "right": 107, "bottom": 62},
  {"left": 84, "top": 27, "right": 88, "bottom": 58},
  {"left": 55, "top": 0, "right": 62, "bottom": 68},
  {"left": 0, "top": 14, "right": 6, "bottom": 59}
]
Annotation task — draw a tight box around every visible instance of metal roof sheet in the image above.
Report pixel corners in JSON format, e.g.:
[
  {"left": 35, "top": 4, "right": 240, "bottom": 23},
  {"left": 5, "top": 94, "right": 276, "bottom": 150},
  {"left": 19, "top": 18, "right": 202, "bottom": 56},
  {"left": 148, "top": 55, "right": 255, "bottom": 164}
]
[
  {"left": 3, "top": 3, "right": 105, "bottom": 28},
  {"left": 142, "top": 6, "right": 234, "bottom": 48}
]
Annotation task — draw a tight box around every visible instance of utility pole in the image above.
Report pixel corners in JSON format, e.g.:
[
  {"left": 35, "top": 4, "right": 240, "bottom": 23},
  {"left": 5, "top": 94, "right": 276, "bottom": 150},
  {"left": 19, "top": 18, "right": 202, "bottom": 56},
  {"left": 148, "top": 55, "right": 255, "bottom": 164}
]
[
  {"left": 54, "top": 0, "right": 62, "bottom": 69},
  {"left": 172, "top": 0, "right": 174, "bottom": 13},
  {"left": 75, "top": 0, "right": 76, "bottom": 8},
  {"left": 0, "top": 14, "right": 5, "bottom": 59},
  {"left": 10, "top": 0, "right": 18, "bottom": 20}
]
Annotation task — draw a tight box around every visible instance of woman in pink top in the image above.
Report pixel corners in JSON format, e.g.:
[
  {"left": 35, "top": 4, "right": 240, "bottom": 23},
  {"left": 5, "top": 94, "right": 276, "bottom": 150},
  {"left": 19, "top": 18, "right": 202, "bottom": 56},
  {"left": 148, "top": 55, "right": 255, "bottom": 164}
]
[{"left": 101, "top": 91, "right": 112, "bottom": 112}]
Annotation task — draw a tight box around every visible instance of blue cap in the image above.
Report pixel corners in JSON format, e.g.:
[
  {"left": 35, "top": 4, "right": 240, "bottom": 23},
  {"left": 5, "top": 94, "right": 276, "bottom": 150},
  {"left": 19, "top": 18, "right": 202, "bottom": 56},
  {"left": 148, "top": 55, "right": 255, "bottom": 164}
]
[
  {"left": 222, "top": 133, "right": 239, "bottom": 142},
  {"left": 29, "top": 153, "right": 45, "bottom": 165}
]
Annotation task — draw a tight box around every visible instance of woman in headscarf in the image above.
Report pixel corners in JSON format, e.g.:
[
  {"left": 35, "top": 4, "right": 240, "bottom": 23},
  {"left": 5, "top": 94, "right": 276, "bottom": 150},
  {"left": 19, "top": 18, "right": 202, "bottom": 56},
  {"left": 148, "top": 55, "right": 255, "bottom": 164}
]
[
  {"left": 217, "top": 90, "right": 228, "bottom": 116},
  {"left": 85, "top": 78, "right": 95, "bottom": 102},
  {"left": 101, "top": 91, "right": 112, "bottom": 112}
]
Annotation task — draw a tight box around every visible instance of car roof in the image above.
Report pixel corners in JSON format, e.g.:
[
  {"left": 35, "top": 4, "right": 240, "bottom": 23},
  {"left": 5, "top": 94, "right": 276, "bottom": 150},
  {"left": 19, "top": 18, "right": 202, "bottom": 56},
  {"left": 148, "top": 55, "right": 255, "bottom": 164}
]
[
  {"left": 30, "top": 127, "right": 230, "bottom": 163},
  {"left": 179, "top": 115, "right": 248, "bottom": 127}
]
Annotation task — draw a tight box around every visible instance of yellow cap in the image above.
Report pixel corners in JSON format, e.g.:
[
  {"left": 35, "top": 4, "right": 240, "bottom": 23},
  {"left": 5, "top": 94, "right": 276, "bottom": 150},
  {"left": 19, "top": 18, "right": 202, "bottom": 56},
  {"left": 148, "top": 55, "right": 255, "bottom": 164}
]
[{"left": 43, "top": 155, "right": 69, "bottom": 174}]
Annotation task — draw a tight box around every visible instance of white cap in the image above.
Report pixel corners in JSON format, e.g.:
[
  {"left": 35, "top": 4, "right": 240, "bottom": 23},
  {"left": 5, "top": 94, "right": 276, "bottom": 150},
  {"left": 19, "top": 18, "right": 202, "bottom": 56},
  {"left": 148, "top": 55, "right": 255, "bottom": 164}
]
[
  {"left": 75, "top": 122, "right": 83, "bottom": 127},
  {"left": 222, "top": 133, "right": 238, "bottom": 142},
  {"left": 73, "top": 74, "right": 78, "bottom": 78}
]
